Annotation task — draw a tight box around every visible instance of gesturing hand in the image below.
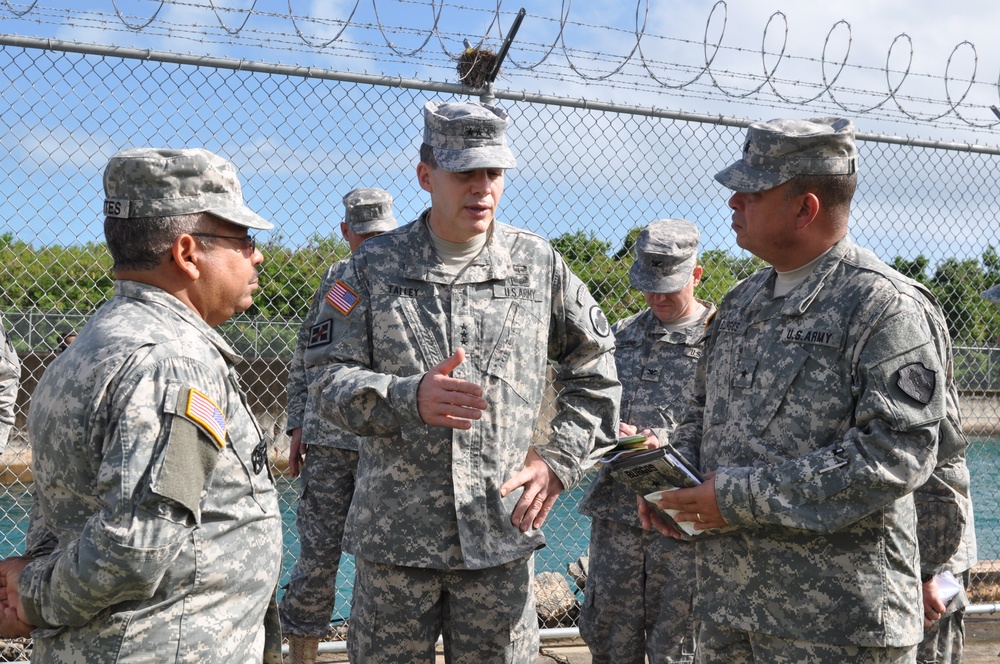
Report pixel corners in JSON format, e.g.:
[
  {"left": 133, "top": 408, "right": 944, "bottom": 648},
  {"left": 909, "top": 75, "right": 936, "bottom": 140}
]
[
  {"left": 417, "top": 348, "right": 488, "bottom": 429},
  {"left": 501, "top": 449, "right": 564, "bottom": 532}
]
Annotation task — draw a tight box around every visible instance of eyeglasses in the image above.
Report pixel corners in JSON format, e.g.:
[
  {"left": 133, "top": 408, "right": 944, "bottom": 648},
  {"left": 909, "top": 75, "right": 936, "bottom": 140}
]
[{"left": 190, "top": 233, "right": 256, "bottom": 254}]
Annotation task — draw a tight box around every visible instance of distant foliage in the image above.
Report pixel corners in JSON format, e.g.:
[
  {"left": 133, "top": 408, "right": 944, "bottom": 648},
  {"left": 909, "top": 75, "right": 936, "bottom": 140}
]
[{"left": 3, "top": 233, "right": 1000, "bottom": 366}]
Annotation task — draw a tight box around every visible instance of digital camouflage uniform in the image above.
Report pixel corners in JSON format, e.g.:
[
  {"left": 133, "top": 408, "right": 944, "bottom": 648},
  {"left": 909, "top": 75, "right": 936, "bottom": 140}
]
[
  {"left": 914, "top": 295, "right": 979, "bottom": 664},
  {"left": 20, "top": 280, "right": 283, "bottom": 663},
  {"left": 279, "top": 258, "right": 361, "bottom": 638},
  {"left": 311, "top": 211, "right": 620, "bottom": 662},
  {"left": 281, "top": 187, "right": 396, "bottom": 650},
  {"left": 578, "top": 302, "right": 714, "bottom": 664},
  {"left": 0, "top": 313, "right": 19, "bottom": 449},
  {"left": 672, "top": 237, "right": 948, "bottom": 660}
]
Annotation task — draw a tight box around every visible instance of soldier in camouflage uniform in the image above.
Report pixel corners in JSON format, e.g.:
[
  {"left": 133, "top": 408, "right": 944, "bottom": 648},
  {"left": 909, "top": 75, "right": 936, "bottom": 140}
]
[
  {"left": 914, "top": 294, "right": 977, "bottom": 664},
  {"left": 280, "top": 187, "right": 397, "bottom": 664},
  {"left": 0, "top": 315, "right": 19, "bottom": 449},
  {"left": 910, "top": 285, "right": 996, "bottom": 664},
  {"left": 0, "top": 148, "right": 283, "bottom": 663},
  {"left": 578, "top": 218, "right": 715, "bottom": 664},
  {"left": 309, "top": 101, "right": 620, "bottom": 663},
  {"left": 645, "top": 118, "right": 954, "bottom": 663}
]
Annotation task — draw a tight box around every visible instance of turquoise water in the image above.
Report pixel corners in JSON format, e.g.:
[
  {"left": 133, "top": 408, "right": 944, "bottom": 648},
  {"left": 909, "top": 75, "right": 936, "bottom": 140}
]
[
  {"left": 6, "top": 439, "right": 996, "bottom": 623},
  {"left": 275, "top": 473, "right": 593, "bottom": 620},
  {"left": 0, "top": 473, "right": 593, "bottom": 622}
]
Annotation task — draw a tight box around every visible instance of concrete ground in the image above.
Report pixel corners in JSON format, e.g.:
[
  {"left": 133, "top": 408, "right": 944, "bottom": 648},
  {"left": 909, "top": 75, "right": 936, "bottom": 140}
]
[{"left": 964, "top": 613, "right": 1000, "bottom": 663}]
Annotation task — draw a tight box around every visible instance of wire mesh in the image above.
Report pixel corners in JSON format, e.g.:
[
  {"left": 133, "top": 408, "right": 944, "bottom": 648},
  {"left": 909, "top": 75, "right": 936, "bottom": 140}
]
[{"left": 0, "top": 40, "right": 998, "bottom": 655}]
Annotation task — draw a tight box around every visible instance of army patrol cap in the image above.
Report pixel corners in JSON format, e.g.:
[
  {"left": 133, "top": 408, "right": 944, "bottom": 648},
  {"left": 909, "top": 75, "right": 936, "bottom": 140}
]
[
  {"left": 344, "top": 188, "right": 397, "bottom": 234},
  {"left": 982, "top": 284, "right": 1000, "bottom": 303},
  {"left": 423, "top": 101, "right": 517, "bottom": 172},
  {"left": 715, "top": 117, "right": 858, "bottom": 193},
  {"left": 103, "top": 147, "right": 273, "bottom": 230},
  {"left": 629, "top": 219, "right": 700, "bottom": 293}
]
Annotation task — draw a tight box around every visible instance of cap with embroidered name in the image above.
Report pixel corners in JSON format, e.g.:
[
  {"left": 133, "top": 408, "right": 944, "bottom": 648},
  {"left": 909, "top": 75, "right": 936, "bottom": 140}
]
[
  {"left": 344, "top": 188, "right": 397, "bottom": 234},
  {"left": 103, "top": 147, "right": 272, "bottom": 230},
  {"left": 629, "top": 219, "right": 700, "bottom": 294},
  {"left": 423, "top": 101, "right": 517, "bottom": 172},
  {"left": 715, "top": 117, "right": 858, "bottom": 193}
]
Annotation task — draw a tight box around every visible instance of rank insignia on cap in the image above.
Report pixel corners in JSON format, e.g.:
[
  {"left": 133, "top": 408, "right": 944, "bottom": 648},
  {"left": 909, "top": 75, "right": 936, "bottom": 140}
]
[
  {"left": 185, "top": 388, "right": 227, "bottom": 449},
  {"left": 307, "top": 319, "right": 332, "bottom": 348},
  {"left": 326, "top": 280, "right": 359, "bottom": 315}
]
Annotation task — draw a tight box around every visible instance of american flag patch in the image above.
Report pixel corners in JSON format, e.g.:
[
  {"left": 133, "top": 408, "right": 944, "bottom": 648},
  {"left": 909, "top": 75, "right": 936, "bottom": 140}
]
[
  {"left": 185, "top": 388, "right": 227, "bottom": 449},
  {"left": 325, "top": 280, "right": 359, "bottom": 315}
]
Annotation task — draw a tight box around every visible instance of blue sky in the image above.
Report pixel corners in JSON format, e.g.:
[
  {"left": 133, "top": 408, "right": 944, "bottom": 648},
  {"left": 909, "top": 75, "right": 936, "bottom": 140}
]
[
  {"left": 2, "top": 0, "right": 999, "bottom": 141},
  {"left": 0, "top": 0, "right": 998, "bottom": 266}
]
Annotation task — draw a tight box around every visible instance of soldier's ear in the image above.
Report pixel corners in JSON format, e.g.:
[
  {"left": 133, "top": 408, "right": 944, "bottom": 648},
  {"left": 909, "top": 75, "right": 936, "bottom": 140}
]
[
  {"left": 794, "top": 192, "right": 820, "bottom": 231},
  {"left": 171, "top": 234, "right": 201, "bottom": 279},
  {"left": 417, "top": 162, "right": 434, "bottom": 194}
]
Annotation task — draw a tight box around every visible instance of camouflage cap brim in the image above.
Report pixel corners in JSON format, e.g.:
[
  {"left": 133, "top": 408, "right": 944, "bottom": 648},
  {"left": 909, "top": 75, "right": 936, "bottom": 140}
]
[
  {"left": 433, "top": 145, "right": 517, "bottom": 173},
  {"left": 204, "top": 205, "right": 274, "bottom": 231},
  {"left": 348, "top": 217, "right": 397, "bottom": 234},
  {"left": 982, "top": 284, "right": 1000, "bottom": 303},
  {"left": 629, "top": 254, "right": 697, "bottom": 293},
  {"left": 714, "top": 161, "right": 796, "bottom": 193}
]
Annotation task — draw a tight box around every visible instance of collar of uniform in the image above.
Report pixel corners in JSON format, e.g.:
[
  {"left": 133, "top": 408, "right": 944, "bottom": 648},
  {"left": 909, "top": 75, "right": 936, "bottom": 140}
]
[
  {"left": 645, "top": 300, "right": 716, "bottom": 344},
  {"left": 408, "top": 210, "right": 515, "bottom": 283},
  {"left": 778, "top": 236, "right": 853, "bottom": 317},
  {"left": 114, "top": 279, "right": 242, "bottom": 363}
]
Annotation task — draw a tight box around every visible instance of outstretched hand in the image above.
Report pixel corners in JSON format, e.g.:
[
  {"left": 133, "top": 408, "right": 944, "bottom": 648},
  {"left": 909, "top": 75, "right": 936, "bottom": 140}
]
[
  {"left": 417, "top": 348, "right": 488, "bottom": 429},
  {"left": 500, "top": 448, "right": 564, "bottom": 532}
]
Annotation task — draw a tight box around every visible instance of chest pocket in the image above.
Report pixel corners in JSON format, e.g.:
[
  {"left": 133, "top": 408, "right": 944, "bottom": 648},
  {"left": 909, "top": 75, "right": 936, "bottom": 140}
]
[
  {"left": 395, "top": 298, "right": 446, "bottom": 371},
  {"left": 745, "top": 339, "right": 847, "bottom": 445},
  {"left": 483, "top": 302, "right": 536, "bottom": 404}
]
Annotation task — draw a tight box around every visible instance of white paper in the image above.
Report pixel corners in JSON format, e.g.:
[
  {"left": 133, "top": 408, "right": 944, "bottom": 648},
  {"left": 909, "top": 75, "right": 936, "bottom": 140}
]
[
  {"left": 644, "top": 488, "right": 700, "bottom": 537},
  {"left": 933, "top": 570, "right": 962, "bottom": 604}
]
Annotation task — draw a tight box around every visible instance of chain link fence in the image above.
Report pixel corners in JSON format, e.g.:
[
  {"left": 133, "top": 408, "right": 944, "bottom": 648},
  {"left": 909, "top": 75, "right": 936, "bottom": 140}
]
[{"left": 0, "top": 37, "right": 999, "bottom": 653}]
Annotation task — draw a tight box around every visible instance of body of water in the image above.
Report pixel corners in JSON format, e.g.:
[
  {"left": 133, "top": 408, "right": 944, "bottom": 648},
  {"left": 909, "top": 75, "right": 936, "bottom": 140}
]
[
  {"left": 4, "top": 439, "right": 996, "bottom": 623},
  {"left": 0, "top": 473, "right": 593, "bottom": 622}
]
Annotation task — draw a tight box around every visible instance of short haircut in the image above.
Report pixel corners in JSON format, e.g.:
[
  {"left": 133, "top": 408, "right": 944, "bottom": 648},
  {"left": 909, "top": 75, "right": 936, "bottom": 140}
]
[
  {"left": 784, "top": 173, "right": 857, "bottom": 212},
  {"left": 419, "top": 142, "right": 438, "bottom": 169},
  {"left": 104, "top": 212, "right": 215, "bottom": 271}
]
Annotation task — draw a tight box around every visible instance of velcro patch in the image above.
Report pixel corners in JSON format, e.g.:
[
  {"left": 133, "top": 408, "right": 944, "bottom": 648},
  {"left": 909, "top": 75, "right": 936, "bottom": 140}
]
[
  {"left": 325, "top": 280, "right": 359, "bottom": 315},
  {"left": 185, "top": 388, "right": 227, "bottom": 448},
  {"left": 589, "top": 306, "right": 611, "bottom": 337},
  {"left": 307, "top": 319, "right": 332, "bottom": 348},
  {"left": 897, "top": 362, "right": 936, "bottom": 405},
  {"left": 780, "top": 327, "right": 840, "bottom": 347},
  {"left": 103, "top": 199, "right": 130, "bottom": 218}
]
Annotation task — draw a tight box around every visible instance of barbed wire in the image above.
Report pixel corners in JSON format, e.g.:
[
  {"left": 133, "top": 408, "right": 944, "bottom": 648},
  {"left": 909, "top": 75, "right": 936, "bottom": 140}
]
[{"left": 2, "top": 0, "right": 999, "bottom": 133}]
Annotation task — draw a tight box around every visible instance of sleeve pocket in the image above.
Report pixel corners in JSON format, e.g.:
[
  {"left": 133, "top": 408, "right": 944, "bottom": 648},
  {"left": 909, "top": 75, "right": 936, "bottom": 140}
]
[{"left": 148, "top": 386, "right": 225, "bottom": 522}]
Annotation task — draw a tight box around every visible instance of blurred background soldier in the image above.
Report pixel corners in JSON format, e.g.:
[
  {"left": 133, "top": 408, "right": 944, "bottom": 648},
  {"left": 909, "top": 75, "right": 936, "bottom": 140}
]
[
  {"left": 0, "top": 316, "right": 19, "bottom": 449},
  {"left": 280, "top": 187, "right": 397, "bottom": 664},
  {"left": 578, "top": 218, "right": 715, "bottom": 664}
]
